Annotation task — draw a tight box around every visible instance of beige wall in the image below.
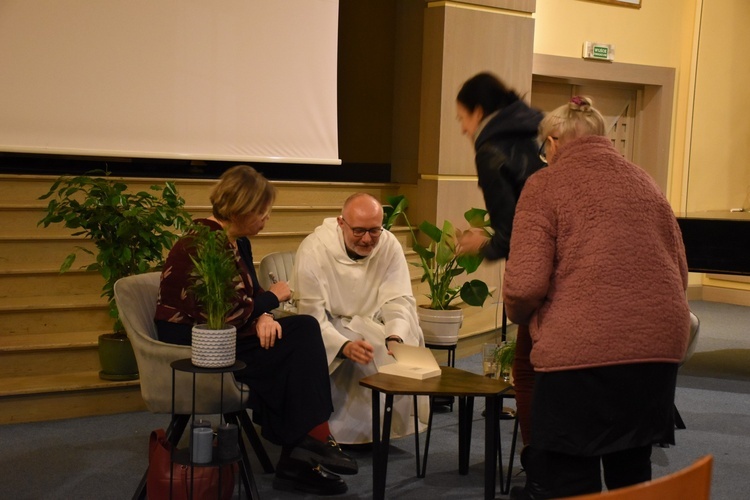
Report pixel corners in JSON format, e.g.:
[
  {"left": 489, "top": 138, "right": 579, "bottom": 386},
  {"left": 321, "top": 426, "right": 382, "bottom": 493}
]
[
  {"left": 534, "top": 0, "right": 700, "bottom": 208},
  {"left": 687, "top": 0, "right": 750, "bottom": 212},
  {"left": 535, "top": 0, "right": 750, "bottom": 299},
  {"left": 337, "top": 0, "right": 749, "bottom": 299}
]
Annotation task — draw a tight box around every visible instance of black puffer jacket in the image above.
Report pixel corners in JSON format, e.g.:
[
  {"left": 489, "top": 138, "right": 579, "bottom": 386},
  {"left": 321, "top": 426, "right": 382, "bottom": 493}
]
[{"left": 474, "top": 99, "right": 545, "bottom": 260}]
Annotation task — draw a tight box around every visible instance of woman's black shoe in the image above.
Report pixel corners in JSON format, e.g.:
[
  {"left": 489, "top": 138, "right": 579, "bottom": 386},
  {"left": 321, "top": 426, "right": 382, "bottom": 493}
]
[
  {"left": 290, "top": 434, "right": 359, "bottom": 475},
  {"left": 273, "top": 457, "right": 348, "bottom": 496}
]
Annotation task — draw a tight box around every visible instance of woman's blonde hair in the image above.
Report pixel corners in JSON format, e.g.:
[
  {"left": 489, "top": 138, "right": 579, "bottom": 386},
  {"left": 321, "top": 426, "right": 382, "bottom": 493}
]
[
  {"left": 539, "top": 96, "right": 606, "bottom": 142},
  {"left": 210, "top": 165, "right": 276, "bottom": 222}
]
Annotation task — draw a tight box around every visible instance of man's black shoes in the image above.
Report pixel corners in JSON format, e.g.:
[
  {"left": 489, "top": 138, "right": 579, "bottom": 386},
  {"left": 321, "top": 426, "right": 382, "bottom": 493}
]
[
  {"left": 273, "top": 457, "right": 348, "bottom": 496},
  {"left": 290, "top": 434, "right": 359, "bottom": 475}
]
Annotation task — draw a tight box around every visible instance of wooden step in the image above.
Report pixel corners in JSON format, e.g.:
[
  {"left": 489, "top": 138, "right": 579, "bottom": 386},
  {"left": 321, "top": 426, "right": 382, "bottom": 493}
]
[
  {"left": 0, "top": 174, "right": 398, "bottom": 208},
  {"left": 0, "top": 229, "right": 415, "bottom": 273},
  {"left": 0, "top": 270, "right": 104, "bottom": 299},
  {"left": 0, "top": 174, "right": 213, "bottom": 206},
  {"left": 0, "top": 371, "right": 144, "bottom": 424},
  {"left": 2, "top": 204, "right": 349, "bottom": 238},
  {"left": 0, "top": 344, "right": 101, "bottom": 378},
  {"left": 0, "top": 295, "right": 111, "bottom": 336},
  {"left": 0, "top": 237, "right": 96, "bottom": 272},
  {"left": 0, "top": 330, "right": 102, "bottom": 351}
]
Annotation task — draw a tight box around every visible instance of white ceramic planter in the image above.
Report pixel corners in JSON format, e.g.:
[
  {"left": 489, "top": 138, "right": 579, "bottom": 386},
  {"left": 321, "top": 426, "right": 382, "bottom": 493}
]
[
  {"left": 417, "top": 306, "right": 463, "bottom": 346},
  {"left": 191, "top": 324, "right": 237, "bottom": 368}
]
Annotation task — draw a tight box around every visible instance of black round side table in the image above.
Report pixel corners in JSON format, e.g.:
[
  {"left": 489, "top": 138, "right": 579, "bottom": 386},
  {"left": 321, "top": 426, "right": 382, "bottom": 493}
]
[{"left": 170, "top": 359, "right": 254, "bottom": 499}]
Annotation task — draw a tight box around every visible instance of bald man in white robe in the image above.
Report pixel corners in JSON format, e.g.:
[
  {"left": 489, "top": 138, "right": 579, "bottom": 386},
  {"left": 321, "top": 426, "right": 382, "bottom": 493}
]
[{"left": 292, "top": 193, "right": 426, "bottom": 444}]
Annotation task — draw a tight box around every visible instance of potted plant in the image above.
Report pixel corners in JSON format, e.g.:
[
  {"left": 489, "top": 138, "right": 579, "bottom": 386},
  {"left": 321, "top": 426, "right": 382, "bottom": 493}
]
[
  {"left": 188, "top": 224, "right": 239, "bottom": 368},
  {"left": 492, "top": 340, "right": 516, "bottom": 382},
  {"left": 383, "top": 195, "right": 491, "bottom": 345},
  {"left": 38, "top": 170, "right": 191, "bottom": 380}
]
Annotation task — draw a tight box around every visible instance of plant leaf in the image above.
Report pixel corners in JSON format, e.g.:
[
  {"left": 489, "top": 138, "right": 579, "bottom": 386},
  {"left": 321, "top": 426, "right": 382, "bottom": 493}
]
[
  {"left": 382, "top": 194, "right": 409, "bottom": 230},
  {"left": 59, "top": 253, "right": 76, "bottom": 273},
  {"left": 435, "top": 220, "right": 456, "bottom": 266},
  {"left": 418, "top": 220, "right": 442, "bottom": 243},
  {"left": 456, "top": 252, "right": 483, "bottom": 274},
  {"left": 464, "top": 207, "right": 490, "bottom": 228},
  {"left": 459, "top": 279, "right": 490, "bottom": 307}
]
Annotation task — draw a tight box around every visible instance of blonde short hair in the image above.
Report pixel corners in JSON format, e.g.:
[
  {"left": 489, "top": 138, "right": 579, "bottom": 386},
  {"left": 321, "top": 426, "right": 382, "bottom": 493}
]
[
  {"left": 539, "top": 96, "right": 606, "bottom": 142},
  {"left": 209, "top": 165, "right": 276, "bottom": 221}
]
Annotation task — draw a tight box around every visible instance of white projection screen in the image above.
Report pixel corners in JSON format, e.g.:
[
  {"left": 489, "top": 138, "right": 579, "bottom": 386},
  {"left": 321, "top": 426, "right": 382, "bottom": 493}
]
[{"left": 0, "top": 0, "right": 341, "bottom": 165}]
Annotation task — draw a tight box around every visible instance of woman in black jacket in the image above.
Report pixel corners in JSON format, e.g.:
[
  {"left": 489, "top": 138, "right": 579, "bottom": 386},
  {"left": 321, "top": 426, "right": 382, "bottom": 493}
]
[{"left": 455, "top": 72, "right": 545, "bottom": 449}]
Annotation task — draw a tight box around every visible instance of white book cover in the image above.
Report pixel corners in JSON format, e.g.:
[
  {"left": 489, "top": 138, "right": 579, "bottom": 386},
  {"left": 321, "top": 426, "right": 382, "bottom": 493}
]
[{"left": 377, "top": 343, "right": 442, "bottom": 380}]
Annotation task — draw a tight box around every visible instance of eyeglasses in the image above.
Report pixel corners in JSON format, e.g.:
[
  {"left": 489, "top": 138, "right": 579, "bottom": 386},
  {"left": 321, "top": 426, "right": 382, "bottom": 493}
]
[
  {"left": 538, "top": 136, "right": 558, "bottom": 164},
  {"left": 340, "top": 217, "right": 383, "bottom": 238}
]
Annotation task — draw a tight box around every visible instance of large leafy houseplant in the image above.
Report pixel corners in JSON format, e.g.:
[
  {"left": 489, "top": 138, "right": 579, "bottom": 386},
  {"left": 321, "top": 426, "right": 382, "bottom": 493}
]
[
  {"left": 383, "top": 195, "right": 491, "bottom": 310},
  {"left": 38, "top": 170, "right": 191, "bottom": 379}
]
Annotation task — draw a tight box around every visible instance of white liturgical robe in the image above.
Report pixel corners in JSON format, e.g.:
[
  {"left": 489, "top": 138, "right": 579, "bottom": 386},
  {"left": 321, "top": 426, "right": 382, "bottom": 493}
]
[{"left": 293, "top": 218, "right": 426, "bottom": 444}]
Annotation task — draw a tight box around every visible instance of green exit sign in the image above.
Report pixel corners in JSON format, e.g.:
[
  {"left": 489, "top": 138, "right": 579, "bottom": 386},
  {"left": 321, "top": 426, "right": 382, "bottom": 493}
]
[
  {"left": 583, "top": 42, "right": 615, "bottom": 62},
  {"left": 593, "top": 46, "right": 609, "bottom": 59}
]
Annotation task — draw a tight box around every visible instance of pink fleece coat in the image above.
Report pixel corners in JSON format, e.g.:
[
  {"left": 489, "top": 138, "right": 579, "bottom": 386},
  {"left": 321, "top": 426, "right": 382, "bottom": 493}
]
[{"left": 503, "top": 136, "right": 690, "bottom": 372}]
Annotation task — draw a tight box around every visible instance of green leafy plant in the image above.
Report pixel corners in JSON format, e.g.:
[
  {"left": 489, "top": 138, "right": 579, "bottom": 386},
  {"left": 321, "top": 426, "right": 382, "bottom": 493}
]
[
  {"left": 382, "top": 194, "right": 409, "bottom": 231},
  {"left": 493, "top": 340, "right": 516, "bottom": 379},
  {"left": 383, "top": 195, "right": 491, "bottom": 310},
  {"left": 38, "top": 170, "right": 191, "bottom": 333},
  {"left": 189, "top": 226, "right": 238, "bottom": 330}
]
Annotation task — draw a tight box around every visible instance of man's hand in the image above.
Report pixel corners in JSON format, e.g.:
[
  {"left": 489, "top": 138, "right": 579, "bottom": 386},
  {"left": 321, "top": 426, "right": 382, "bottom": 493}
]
[
  {"left": 343, "top": 339, "right": 375, "bottom": 364},
  {"left": 385, "top": 337, "right": 403, "bottom": 356},
  {"left": 256, "top": 314, "right": 282, "bottom": 349}
]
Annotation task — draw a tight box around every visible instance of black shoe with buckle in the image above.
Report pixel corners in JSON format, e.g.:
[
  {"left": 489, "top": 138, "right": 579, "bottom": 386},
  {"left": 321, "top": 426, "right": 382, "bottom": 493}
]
[
  {"left": 290, "top": 434, "right": 359, "bottom": 475},
  {"left": 273, "top": 457, "right": 348, "bottom": 496}
]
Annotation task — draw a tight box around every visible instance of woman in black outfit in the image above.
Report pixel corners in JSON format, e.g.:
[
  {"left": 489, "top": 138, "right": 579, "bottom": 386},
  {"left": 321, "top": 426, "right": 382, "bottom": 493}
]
[
  {"left": 155, "top": 165, "right": 356, "bottom": 496},
  {"left": 455, "top": 72, "right": 545, "bottom": 449}
]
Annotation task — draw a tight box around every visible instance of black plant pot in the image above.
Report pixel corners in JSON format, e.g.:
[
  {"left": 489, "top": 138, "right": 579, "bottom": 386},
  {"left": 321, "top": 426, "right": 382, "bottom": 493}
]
[{"left": 98, "top": 333, "right": 139, "bottom": 381}]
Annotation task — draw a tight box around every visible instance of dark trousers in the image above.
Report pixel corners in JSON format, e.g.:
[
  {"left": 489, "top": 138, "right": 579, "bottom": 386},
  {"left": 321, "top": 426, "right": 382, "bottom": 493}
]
[
  {"left": 512, "top": 324, "right": 534, "bottom": 444},
  {"left": 523, "top": 444, "right": 652, "bottom": 498},
  {"left": 157, "top": 314, "right": 334, "bottom": 447},
  {"left": 236, "top": 314, "right": 334, "bottom": 446}
]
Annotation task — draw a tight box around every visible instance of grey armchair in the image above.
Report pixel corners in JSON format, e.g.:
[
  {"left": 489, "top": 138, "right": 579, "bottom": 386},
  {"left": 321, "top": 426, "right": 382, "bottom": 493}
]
[
  {"left": 258, "top": 250, "right": 296, "bottom": 290},
  {"left": 114, "top": 272, "right": 274, "bottom": 500},
  {"left": 258, "top": 251, "right": 298, "bottom": 316}
]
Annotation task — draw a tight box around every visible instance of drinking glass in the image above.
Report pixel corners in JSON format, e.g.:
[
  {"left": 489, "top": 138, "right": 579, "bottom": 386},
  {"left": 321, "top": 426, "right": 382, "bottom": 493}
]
[{"left": 482, "top": 343, "right": 499, "bottom": 379}]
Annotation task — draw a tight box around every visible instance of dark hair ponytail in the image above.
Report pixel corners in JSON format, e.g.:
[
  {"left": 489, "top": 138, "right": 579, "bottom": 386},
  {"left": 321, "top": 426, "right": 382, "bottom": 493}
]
[{"left": 457, "top": 72, "right": 520, "bottom": 115}]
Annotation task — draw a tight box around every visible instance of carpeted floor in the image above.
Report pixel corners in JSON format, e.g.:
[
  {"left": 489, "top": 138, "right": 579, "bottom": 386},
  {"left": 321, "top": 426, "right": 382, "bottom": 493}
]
[{"left": 0, "top": 299, "right": 748, "bottom": 499}]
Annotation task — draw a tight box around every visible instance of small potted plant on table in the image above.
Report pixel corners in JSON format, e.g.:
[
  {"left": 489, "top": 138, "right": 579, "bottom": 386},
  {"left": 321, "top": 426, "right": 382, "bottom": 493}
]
[{"left": 188, "top": 225, "right": 240, "bottom": 368}]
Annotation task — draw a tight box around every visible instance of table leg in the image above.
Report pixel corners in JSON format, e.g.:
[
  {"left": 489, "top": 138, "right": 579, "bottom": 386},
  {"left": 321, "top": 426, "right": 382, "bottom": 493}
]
[
  {"left": 412, "top": 395, "right": 421, "bottom": 477},
  {"left": 417, "top": 395, "right": 435, "bottom": 478},
  {"left": 458, "top": 396, "right": 474, "bottom": 474},
  {"left": 503, "top": 414, "right": 520, "bottom": 495},
  {"left": 485, "top": 395, "right": 499, "bottom": 500},
  {"left": 226, "top": 413, "right": 259, "bottom": 500},
  {"left": 373, "top": 391, "right": 394, "bottom": 500}
]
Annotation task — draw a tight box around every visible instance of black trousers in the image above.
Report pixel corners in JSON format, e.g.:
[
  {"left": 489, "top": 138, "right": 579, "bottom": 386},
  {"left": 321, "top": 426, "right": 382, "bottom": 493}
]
[
  {"left": 236, "top": 314, "right": 333, "bottom": 446},
  {"left": 523, "top": 444, "right": 652, "bottom": 497},
  {"left": 525, "top": 363, "right": 677, "bottom": 498}
]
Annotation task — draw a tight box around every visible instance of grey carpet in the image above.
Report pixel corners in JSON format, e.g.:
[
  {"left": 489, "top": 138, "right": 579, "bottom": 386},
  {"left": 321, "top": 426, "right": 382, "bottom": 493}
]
[{"left": 0, "top": 299, "right": 747, "bottom": 499}]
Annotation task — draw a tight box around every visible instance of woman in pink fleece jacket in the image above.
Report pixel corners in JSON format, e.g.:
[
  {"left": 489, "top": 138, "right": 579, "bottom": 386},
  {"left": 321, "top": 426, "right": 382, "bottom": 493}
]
[{"left": 503, "top": 96, "right": 690, "bottom": 499}]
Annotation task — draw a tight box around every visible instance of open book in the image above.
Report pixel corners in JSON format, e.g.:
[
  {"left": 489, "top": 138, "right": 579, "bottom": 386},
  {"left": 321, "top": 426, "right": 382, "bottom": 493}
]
[{"left": 377, "top": 343, "right": 442, "bottom": 380}]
